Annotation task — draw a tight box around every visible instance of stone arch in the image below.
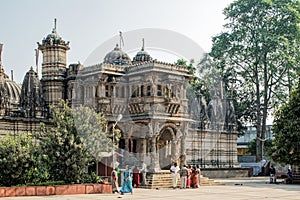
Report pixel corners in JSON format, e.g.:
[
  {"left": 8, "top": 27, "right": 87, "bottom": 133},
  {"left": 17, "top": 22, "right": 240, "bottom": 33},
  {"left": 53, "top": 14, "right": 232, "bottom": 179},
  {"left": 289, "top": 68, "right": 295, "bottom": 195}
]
[
  {"left": 158, "top": 123, "right": 179, "bottom": 140},
  {"left": 157, "top": 123, "right": 179, "bottom": 169}
]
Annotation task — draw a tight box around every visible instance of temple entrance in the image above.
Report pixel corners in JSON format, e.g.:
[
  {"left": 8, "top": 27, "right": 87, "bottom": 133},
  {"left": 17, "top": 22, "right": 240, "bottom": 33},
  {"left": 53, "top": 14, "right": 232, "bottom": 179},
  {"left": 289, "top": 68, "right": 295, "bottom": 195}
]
[{"left": 158, "top": 127, "right": 174, "bottom": 170}]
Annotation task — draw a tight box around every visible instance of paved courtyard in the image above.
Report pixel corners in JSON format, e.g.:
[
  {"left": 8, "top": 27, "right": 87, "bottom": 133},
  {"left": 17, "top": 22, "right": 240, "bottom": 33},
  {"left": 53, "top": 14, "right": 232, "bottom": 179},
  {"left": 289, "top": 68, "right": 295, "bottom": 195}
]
[{"left": 2, "top": 177, "right": 299, "bottom": 200}]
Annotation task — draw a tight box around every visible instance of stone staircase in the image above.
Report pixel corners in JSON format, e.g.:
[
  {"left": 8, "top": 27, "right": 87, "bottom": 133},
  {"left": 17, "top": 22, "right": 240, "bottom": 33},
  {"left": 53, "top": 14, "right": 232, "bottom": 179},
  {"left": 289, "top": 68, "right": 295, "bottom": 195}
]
[{"left": 139, "top": 170, "right": 223, "bottom": 189}]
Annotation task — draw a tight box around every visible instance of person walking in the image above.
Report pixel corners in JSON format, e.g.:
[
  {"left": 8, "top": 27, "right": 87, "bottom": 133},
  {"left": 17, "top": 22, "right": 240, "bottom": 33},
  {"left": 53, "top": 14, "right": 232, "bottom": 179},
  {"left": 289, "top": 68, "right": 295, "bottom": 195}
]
[
  {"left": 187, "top": 165, "right": 192, "bottom": 188},
  {"left": 270, "top": 165, "right": 276, "bottom": 183},
  {"left": 170, "top": 162, "right": 180, "bottom": 189},
  {"left": 111, "top": 168, "right": 119, "bottom": 193},
  {"left": 120, "top": 165, "right": 133, "bottom": 195},
  {"left": 132, "top": 166, "right": 141, "bottom": 188},
  {"left": 196, "top": 164, "right": 201, "bottom": 187},
  {"left": 191, "top": 166, "right": 199, "bottom": 188},
  {"left": 179, "top": 165, "right": 188, "bottom": 189},
  {"left": 116, "top": 167, "right": 121, "bottom": 187},
  {"left": 140, "top": 161, "right": 148, "bottom": 185}
]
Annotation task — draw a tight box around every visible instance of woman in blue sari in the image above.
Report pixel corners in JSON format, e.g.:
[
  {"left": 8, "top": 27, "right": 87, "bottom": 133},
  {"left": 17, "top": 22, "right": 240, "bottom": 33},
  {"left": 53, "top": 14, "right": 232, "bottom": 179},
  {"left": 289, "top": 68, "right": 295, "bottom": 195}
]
[{"left": 120, "top": 165, "right": 133, "bottom": 195}]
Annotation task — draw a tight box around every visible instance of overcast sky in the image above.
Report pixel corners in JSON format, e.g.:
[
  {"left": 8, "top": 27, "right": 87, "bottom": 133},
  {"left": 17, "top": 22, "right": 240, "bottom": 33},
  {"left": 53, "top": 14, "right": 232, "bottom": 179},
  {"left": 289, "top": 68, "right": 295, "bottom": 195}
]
[{"left": 0, "top": 0, "right": 234, "bottom": 83}]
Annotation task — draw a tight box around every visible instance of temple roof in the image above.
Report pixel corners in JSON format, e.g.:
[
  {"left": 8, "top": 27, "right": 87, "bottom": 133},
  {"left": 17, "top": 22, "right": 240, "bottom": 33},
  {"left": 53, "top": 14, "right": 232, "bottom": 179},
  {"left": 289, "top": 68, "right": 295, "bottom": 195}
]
[
  {"left": 133, "top": 38, "right": 153, "bottom": 63},
  {"left": 0, "top": 68, "right": 21, "bottom": 107},
  {"left": 19, "top": 67, "right": 44, "bottom": 117},
  {"left": 103, "top": 44, "right": 131, "bottom": 65},
  {"left": 38, "top": 19, "right": 70, "bottom": 49}
]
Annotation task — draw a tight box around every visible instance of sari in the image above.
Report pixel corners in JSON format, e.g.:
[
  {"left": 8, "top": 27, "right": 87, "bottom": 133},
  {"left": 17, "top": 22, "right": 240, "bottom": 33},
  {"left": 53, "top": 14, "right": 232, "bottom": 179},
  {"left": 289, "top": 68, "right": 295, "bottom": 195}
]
[
  {"left": 191, "top": 172, "right": 199, "bottom": 188},
  {"left": 120, "top": 170, "right": 133, "bottom": 194},
  {"left": 132, "top": 167, "right": 141, "bottom": 188}
]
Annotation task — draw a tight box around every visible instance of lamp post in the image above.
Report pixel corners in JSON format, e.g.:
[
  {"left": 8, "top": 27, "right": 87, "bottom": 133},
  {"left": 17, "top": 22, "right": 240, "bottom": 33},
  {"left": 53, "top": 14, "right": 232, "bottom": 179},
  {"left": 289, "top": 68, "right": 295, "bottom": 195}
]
[{"left": 112, "top": 114, "right": 122, "bottom": 168}]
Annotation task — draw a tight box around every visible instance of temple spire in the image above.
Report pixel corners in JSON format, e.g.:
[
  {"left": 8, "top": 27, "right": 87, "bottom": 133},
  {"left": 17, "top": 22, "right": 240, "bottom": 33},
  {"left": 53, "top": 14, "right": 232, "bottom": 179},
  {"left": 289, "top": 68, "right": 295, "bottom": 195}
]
[
  {"left": 142, "top": 38, "right": 145, "bottom": 51},
  {"left": 119, "top": 31, "right": 124, "bottom": 49},
  {"left": 35, "top": 49, "right": 39, "bottom": 76},
  {"left": 0, "top": 43, "right": 3, "bottom": 70},
  {"left": 53, "top": 18, "right": 57, "bottom": 32}
]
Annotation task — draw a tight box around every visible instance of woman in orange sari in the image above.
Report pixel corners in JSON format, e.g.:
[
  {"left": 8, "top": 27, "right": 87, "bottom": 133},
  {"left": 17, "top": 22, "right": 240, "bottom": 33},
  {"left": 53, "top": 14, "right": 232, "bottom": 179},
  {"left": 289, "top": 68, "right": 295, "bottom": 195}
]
[{"left": 191, "top": 166, "right": 199, "bottom": 188}]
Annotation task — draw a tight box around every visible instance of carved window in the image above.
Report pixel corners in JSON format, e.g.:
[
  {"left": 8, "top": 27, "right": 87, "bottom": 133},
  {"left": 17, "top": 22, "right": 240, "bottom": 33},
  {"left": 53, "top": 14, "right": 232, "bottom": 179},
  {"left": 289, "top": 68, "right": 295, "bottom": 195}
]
[
  {"left": 157, "top": 85, "right": 162, "bottom": 96},
  {"left": 172, "top": 86, "right": 176, "bottom": 98},
  {"left": 111, "top": 85, "right": 114, "bottom": 97},
  {"left": 96, "top": 85, "right": 101, "bottom": 97},
  {"left": 136, "top": 86, "right": 140, "bottom": 97},
  {"left": 141, "top": 85, "right": 145, "bottom": 97},
  {"left": 115, "top": 86, "right": 119, "bottom": 98},
  {"left": 147, "top": 85, "right": 151, "bottom": 96},
  {"left": 121, "top": 85, "right": 125, "bottom": 98},
  {"left": 105, "top": 85, "right": 110, "bottom": 97},
  {"left": 131, "top": 85, "right": 136, "bottom": 97}
]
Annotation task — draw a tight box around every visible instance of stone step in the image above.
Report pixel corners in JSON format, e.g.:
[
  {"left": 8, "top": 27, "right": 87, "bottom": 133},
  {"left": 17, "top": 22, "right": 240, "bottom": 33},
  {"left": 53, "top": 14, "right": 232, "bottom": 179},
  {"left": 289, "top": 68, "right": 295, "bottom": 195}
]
[{"left": 139, "top": 172, "right": 223, "bottom": 189}]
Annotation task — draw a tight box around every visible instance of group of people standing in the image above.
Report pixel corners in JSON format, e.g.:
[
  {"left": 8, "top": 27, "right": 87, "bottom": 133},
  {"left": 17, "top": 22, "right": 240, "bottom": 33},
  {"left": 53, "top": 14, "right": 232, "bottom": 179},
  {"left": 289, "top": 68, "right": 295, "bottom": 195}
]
[
  {"left": 170, "top": 162, "right": 201, "bottom": 189},
  {"left": 111, "top": 161, "right": 148, "bottom": 195}
]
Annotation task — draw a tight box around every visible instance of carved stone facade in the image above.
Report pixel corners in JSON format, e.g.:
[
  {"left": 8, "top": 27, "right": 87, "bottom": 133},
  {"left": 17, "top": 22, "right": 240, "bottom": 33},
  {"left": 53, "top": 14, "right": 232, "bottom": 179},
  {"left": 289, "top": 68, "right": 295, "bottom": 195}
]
[{"left": 0, "top": 21, "right": 239, "bottom": 170}]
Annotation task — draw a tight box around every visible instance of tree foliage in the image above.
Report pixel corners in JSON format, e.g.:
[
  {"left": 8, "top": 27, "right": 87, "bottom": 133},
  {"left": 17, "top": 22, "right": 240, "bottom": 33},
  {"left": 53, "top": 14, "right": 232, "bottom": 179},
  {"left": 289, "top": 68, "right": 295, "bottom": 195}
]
[
  {"left": 272, "top": 83, "right": 300, "bottom": 165},
  {"left": 0, "top": 100, "right": 110, "bottom": 186},
  {"left": 73, "top": 106, "right": 120, "bottom": 162},
  {"left": 37, "top": 100, "right": 92, "bottom": 183},
  {"left": 0, "top": 134, "right": 38, "bottom": 186},
  {"left": 209, "top": 0, "right": 300, "bottom": 161},
  {"left": 247, "top": 138, "right": 273, "bottom": 158}
]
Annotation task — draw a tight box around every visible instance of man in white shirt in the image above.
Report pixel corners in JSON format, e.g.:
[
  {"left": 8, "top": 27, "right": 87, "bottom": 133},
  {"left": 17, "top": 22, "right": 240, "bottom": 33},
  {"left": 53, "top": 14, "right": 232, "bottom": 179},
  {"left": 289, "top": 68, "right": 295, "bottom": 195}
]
[
  {"left": 170, "top": 162, "right": 180, "bottom": 189},
  {"left": 141, "top": 161, "right": 148, "bottom": 185}
]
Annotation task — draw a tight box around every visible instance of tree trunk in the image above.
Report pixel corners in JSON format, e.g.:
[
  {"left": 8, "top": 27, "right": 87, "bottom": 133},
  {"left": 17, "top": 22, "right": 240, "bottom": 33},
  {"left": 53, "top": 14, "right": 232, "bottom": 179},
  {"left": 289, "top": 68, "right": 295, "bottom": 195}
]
[
  {"left": 255, "top": 63, "right": 262, "bottom": 162},
  {"left": 261, "top": 53, "right": 269, "bottom": 161}
]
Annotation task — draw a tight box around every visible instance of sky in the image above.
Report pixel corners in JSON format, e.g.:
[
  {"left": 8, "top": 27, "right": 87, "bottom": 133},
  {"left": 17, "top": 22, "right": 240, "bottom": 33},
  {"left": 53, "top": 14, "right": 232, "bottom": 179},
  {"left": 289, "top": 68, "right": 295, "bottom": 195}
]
[{"left": 0, "top": 0, "right": 234, "bottom": 83}]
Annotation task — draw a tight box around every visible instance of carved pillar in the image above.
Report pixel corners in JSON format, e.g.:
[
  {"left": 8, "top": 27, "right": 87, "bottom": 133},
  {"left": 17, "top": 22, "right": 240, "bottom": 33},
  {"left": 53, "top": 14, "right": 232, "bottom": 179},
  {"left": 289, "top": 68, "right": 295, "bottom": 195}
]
[
  {"left": 141, "top": 138, "right": 147, "bottom": 162},
  {"left": 180, "top": 123, "right": 188, "bottom": 166},
  {"left": 180, "top": 135, "right": 186, "bottom": 167},
  {"left": 124, "top": 136, "right": 129, "bottom": 157},
  {"left": 171, "top": 140, "right": 178, "bottom": 163},
  {"left": 150, "top": 136, "right": 160, "bottom": 171}
]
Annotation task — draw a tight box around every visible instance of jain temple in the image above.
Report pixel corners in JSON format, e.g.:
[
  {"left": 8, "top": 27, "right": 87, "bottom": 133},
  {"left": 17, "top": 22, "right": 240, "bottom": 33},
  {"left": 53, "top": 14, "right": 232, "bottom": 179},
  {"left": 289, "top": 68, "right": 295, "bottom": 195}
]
[{"left": 0, "top": 20, "right": 239, "bottom": 173}]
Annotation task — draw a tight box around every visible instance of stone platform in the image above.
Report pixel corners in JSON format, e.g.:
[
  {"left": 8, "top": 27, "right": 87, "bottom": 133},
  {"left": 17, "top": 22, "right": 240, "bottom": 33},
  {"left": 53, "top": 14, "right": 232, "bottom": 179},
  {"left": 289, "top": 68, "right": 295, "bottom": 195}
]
[{"left": 2, "top": 177, "right": 299, "bottom": 200}]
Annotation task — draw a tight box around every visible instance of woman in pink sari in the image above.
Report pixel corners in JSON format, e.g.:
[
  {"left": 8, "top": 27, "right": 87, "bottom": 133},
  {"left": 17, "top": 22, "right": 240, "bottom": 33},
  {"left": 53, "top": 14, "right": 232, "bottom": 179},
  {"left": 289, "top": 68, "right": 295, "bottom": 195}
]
[{"left": 187, "top": 165, "right": 192, "bottom": 188}]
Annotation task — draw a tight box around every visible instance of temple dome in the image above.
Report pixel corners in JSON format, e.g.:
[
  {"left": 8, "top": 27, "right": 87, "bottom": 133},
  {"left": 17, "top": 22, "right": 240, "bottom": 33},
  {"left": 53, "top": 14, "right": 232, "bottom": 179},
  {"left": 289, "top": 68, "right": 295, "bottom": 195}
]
[
  {"left": 0, "top": 68, "right": 21, "bottom": 107},
  {"left": 103, "top": 44, "right": 131, "bottom": 65},
  {"left": 132, "top": 39, "right": 152, "bottom": 63},
  {"left": 133, "top": 49, "right": 152, "bottom": 63},
  {"left": 40, "top": 29, "right": 68, "bottom": 47},
  {"left": 45, "top": 30, "right": 61, "bottom": 41},
  {"left": 39, "top": 19, "right": 69, "bottom": 48}
]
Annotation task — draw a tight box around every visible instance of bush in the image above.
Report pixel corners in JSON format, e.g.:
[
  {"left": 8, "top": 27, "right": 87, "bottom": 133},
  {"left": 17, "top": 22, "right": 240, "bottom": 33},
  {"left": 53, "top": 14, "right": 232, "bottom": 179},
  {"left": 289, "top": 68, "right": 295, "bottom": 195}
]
[
  {"left": 81, "top": 172, "right": 103, "bottom": 184},
  {"left": 0, "top": 134, "right": 37, "bottom": 186},
  {"left": 17, "top": 180, "right": 65, "bottom": 187}
]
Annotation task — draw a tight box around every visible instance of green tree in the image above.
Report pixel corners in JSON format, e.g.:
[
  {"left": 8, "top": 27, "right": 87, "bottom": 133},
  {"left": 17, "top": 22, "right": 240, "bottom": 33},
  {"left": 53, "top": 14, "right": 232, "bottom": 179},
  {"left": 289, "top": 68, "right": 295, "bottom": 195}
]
[
  {"left": 272, "top": 83, "right": 300, "bottom": 165},
  {"left": 210, "top": 0, "right": 300, "bottom": 161},
  {"left": 0, "top": 134, "right": 37, "bottom": 186},
  {"left": 37, "top": 100, "right": 92, "bottom": 183},
  {"left": 247, "top": 138, "right": 273, "bottom": 158},
  {"left": 73, "top": 106, "right": 120, "bottom": 174}
]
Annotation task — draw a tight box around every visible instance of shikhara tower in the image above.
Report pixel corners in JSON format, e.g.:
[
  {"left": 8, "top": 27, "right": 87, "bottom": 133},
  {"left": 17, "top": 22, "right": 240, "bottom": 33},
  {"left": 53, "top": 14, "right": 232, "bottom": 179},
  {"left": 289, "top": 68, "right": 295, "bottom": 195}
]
[{"left": 38, "top": 19, "right": 70, "bottom": 107}]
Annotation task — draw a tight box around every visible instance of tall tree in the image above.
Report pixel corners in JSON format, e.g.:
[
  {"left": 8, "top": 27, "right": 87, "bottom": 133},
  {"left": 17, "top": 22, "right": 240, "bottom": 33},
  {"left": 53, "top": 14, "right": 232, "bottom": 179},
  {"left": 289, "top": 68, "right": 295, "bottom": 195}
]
[
  {"left": 73, "top": 106, "right": 120, "bottom": 174},
  {"left": 37, "top": 100, "right": 92, "bottom": 183},
  {"left": 210, "top": 0, "right": 300, "bottom": 161},
  {"left": 272, "top": 82, "right": 300, "bottom": 165}
]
